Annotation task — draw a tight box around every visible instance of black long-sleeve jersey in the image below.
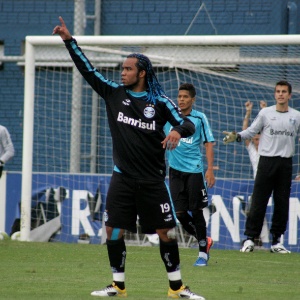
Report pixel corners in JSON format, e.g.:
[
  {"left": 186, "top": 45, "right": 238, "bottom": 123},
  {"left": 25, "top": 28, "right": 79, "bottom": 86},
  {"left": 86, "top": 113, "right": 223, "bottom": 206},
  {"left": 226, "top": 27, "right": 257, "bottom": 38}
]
[{"left": 64, "top": 38, "right": 195, "bottom": 180}]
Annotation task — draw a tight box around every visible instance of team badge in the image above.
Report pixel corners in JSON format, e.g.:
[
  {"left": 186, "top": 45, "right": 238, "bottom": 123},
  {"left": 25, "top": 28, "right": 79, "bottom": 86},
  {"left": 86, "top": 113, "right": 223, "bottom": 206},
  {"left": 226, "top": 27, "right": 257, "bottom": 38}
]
[{"left": 144, "top": 105, "right": 155, "bottom": 118}]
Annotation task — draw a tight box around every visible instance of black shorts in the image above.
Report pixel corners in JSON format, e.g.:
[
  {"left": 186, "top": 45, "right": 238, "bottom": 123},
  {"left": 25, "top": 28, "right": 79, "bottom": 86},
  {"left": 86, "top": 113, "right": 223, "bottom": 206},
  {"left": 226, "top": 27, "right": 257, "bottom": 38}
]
[
  {"left": 104, "top": 171, "right": 177, "bottom": 233},
  {"left": 169, "top": 167, "right": 208, "bottom": 211}
]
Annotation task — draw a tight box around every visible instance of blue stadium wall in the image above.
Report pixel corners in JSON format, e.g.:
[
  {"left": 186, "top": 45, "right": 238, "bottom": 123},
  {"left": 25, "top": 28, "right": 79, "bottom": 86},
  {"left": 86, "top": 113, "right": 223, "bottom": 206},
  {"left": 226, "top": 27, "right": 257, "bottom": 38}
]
[
  {"left": 3, "top": 172, "right": 300, "bottom": 250},
  {"left": 1, "top": 0, "right": 300, "bottom": 174}
]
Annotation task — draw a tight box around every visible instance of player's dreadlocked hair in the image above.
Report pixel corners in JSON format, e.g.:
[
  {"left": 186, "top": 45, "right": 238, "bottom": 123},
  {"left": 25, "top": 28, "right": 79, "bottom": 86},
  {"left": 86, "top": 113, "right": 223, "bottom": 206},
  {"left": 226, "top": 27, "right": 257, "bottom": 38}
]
[{"left": 127, "top": 53, "right": 166, "bottom": 104}]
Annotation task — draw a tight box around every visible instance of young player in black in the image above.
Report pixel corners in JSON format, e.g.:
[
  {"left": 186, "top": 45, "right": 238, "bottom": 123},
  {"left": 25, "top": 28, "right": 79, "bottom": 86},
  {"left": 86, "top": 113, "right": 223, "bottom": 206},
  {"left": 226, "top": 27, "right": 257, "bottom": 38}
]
[{"left": 53, "top": 16, "right": 205, "bottom": 300}]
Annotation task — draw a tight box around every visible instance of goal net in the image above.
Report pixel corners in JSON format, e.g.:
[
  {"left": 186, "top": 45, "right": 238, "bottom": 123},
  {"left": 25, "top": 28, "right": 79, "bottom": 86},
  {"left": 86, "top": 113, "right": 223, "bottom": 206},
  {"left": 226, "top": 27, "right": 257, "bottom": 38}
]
[{"left": 21, "top": 35, "right": 300, "bottom": 251}]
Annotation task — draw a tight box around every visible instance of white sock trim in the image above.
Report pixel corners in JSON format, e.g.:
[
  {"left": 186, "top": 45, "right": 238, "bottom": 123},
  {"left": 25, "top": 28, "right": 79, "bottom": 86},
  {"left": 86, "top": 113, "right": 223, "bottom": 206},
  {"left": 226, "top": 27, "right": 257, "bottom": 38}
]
[
  {"left": 167, "top": 270, "right": 181, "bottom": 281},
  {"left": 199, "top": 252, "right": 208, "bottom": 260},
  {"left": 113, "top": 272, "right": 125, "bottom": 282}
]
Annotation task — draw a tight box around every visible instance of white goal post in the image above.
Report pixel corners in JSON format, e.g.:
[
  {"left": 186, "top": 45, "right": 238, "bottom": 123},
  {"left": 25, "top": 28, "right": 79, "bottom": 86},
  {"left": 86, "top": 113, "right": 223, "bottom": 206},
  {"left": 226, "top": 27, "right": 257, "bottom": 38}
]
[{"left": 21, "top": 35, "right": 300, "bottom": 251}]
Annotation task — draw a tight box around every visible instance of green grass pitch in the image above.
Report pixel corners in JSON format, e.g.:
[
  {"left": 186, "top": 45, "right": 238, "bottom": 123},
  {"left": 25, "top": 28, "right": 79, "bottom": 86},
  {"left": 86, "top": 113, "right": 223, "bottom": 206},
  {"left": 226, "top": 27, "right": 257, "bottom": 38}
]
[{"left": 0, "top": 240, "right": 299, "bottom": 299}]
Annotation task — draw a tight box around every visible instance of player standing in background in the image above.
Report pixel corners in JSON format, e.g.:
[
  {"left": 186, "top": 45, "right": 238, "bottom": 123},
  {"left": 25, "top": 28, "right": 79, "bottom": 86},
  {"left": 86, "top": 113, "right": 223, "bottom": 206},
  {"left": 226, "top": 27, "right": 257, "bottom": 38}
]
[
  {"left": 0, "top": 124, "right": 15, "bottom": 178},
  {"left": 223, "top": 80, "right": 300, "bottom": 254},
  {"left": 242, "top": 100, "right": 267, "bottom": 178},
  {"left": 242, "top": 100, "right": 269, "bottom": 247},
  {"left": 53, "top": 17, "right": 206, "bottom": 299},
  {"left": 165, "top": 83, "right": 215, "bottom": 267}
]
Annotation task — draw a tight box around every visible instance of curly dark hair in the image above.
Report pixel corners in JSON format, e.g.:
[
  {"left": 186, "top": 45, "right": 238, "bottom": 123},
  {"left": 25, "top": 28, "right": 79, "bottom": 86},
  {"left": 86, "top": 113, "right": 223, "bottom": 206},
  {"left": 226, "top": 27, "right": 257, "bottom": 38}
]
[{"left": 127, "top": 53, "right": 165, "bottom": 104}]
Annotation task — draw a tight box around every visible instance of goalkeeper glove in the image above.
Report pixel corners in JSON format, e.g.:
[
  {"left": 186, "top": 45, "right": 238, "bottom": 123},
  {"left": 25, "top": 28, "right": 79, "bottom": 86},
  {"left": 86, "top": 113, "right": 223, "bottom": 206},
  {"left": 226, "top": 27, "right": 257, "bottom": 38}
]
[{"left": 222, "top": 131, "right": 241, "bottom": 144}]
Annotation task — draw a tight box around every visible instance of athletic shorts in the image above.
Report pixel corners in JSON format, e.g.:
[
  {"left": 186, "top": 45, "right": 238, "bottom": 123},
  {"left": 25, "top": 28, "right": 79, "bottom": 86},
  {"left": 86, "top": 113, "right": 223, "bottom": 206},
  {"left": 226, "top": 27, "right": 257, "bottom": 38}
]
[
  {"left": 104, "top": 171, "right": 177, "bottom": 233},
  {"left": 169, "top": 167, "right": 208, "bottom": 211}
]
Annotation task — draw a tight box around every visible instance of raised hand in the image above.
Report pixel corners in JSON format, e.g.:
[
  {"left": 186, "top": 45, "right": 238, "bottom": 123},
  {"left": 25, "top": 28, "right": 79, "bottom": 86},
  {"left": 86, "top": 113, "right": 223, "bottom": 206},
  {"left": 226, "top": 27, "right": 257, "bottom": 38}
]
[
  {"left": 245, "top": 100, "right": 253, "bottom": 112},
  {"left": 260, "top": 100, "right": 267, "bottom": 109},
  {"left": 52, "top": 16, "right": 72, "bottom": 41}
]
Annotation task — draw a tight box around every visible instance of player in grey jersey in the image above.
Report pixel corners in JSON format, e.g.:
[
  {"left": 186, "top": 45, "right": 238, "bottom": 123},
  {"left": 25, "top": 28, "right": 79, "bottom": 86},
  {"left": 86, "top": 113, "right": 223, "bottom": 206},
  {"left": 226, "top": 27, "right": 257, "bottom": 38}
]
[{"left": 223, "top": 80, "right": 300, "bottom": 254}]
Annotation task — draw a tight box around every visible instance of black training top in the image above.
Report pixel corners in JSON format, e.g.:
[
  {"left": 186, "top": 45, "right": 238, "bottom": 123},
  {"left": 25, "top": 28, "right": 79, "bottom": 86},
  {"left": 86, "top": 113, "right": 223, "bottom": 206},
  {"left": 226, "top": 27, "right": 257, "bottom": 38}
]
[{"left": 64, "top": 38, "right": 195, "bottom": 180}]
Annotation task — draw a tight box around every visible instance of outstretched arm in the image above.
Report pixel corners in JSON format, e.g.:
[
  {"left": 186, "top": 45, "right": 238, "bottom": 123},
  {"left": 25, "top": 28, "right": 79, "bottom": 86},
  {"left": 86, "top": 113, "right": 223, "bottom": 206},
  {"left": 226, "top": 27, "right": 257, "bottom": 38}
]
[
  {"left": 52, "top": 16, "right": 115, "bottom": 98},
  {"left": 52, "top": 16, "right": 72, "bottom": 40}
]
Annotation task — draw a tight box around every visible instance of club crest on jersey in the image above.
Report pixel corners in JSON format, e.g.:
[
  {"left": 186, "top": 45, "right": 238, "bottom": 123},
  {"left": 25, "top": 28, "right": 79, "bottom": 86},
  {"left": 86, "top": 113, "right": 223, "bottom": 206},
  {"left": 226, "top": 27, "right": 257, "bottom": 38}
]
[
  {"left": 290, "top": 117, "right": 296, "bottom": 125},
  {"left": 144, "top": 105, "right": 155, "bottom": 118}
]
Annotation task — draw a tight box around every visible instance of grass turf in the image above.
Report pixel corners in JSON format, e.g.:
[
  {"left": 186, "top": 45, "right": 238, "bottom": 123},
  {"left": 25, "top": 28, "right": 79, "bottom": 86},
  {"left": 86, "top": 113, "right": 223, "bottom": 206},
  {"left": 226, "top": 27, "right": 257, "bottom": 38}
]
[{"left": 0, "top": 240, "right": 299, "bottom": 299}]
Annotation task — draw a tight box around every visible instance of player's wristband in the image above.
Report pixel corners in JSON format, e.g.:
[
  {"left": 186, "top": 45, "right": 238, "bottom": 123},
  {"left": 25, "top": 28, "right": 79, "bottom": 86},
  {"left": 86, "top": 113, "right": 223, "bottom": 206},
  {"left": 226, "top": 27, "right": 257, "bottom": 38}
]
[{"left": 236, "top": 134, "right": 242, "bottom": 142}]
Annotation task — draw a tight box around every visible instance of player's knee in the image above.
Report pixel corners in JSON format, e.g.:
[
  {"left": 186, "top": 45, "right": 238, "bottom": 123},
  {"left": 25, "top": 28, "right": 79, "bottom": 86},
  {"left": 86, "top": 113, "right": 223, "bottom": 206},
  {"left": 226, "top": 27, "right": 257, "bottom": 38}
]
[
  {"left": 157, "top": 227, "right": 176, "bottom": 241},
  {"left": 106, "top": 227, "right": 124, "bottom": 240}
]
